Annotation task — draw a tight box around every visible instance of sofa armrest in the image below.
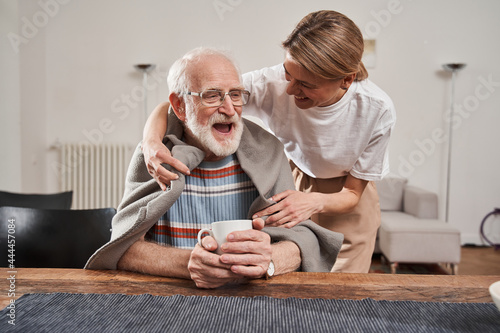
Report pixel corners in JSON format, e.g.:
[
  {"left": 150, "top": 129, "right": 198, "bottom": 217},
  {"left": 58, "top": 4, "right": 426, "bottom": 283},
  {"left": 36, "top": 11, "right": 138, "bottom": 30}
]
[{"left": 403, "top": 185, "right": 438, "bottom": 219}]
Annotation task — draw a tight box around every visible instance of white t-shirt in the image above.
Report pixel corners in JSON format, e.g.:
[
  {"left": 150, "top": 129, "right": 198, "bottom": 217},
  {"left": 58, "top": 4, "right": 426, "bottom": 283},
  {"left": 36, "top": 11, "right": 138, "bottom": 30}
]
[{"left": 242, "top": 64, "right": 396, "bottom": 181}]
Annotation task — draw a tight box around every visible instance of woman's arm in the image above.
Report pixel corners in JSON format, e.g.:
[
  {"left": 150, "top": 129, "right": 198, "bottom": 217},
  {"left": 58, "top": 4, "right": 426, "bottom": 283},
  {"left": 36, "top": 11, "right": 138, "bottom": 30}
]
[
  {"left": 142, "top": 101, "right": 190, "bottom": 190},
  {"left": 252, "top": 174, "right": 368, "bottom": 227}
]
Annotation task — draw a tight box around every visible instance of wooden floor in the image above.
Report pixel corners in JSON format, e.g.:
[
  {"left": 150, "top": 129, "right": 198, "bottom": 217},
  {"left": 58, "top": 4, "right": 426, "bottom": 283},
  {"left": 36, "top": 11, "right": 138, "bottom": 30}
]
[
  {"left": 457, "top": 245, "right": 500, "bottom": 275},
  {"left": 371, "top": 246, "right": 500, "bottom": 275}
]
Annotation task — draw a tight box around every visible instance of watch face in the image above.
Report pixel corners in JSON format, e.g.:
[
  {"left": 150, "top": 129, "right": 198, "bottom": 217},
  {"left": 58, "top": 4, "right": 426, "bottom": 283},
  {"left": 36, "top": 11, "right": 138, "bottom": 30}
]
[{"left": 267, "top": 261, "right": 275, "bottom": 276}]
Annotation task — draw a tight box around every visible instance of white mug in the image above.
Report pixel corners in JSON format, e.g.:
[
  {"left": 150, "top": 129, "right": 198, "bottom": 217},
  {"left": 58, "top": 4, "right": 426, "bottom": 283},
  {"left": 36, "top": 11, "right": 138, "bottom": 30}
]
[{"left": 197, "top": 219, "right": 253, "bottom": 254}]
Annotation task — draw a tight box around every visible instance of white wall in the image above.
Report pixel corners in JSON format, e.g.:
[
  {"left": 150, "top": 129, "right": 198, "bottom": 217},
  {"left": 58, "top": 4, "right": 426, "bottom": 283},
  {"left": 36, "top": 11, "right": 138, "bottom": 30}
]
[
  {"left": 0, "top": 0, "right": 22, "bottom": 191},
  {"left": 2, "top": 0, "right": 499, "bottom": 245}
]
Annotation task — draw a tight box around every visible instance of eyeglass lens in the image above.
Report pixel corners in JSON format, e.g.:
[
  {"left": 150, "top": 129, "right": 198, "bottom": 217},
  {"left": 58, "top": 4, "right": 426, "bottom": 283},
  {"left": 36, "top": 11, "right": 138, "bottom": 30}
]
[{"left": 201, "top": 90, "right": 249, "bottom": 106}]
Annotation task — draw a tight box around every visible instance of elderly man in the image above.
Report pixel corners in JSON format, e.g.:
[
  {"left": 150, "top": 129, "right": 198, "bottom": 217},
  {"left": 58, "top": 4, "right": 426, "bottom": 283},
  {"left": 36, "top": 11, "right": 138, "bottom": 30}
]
[{"left": 86, "top": 48, "right": 343, "bottom": 289}]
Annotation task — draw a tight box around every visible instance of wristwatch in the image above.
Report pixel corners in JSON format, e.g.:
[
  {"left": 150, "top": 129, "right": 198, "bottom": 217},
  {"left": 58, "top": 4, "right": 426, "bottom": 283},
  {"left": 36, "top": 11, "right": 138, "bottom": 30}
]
[{"left": 265, "top": 260, "right": 275, "bottom": 279}]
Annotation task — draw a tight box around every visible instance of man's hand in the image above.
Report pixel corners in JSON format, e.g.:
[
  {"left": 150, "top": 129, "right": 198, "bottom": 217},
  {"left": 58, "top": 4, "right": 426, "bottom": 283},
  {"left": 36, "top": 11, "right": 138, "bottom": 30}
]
[
  {"left": 188, "top": 218, "right": 272, "bottom": 286},
  {"left": 188, "top": 237, "right": 244, "bottom": 289},
  {"left": 218, "top": 220, "right": 272, "bottom": 279}
]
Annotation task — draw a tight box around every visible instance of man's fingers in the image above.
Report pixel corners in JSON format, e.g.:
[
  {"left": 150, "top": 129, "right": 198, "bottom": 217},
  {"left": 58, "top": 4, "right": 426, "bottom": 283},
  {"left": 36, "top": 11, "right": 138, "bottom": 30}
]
[
  {"left": 200, "top": 236, "right": 218, "bottom": 252},
  {"left": 230, "top": 264, "right": 267, "bottom": 278},
  {"left": 221, "top": 241, "right": 260, "bottom": 254},
  {"left": 252, "top": 218, "right": 265, "bottom": 230},
  {"left": 220, "top": 253, "right": 266, "bottom": 265},
  {"left": 221, "top": 230, "right": 271, "bottom": 258},
  {"left": 220, "top": 253, "right": 270, "bottom": 278},
  {"left": 191, "top": 244, "right": 230, "bottom": 269}
]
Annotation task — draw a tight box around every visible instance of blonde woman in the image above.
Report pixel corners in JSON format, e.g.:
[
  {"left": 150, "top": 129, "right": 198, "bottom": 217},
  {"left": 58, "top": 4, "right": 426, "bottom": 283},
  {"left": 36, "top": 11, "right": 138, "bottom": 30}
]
[{"left": 141, "top": 10, "right": 396, "bottom": 273}]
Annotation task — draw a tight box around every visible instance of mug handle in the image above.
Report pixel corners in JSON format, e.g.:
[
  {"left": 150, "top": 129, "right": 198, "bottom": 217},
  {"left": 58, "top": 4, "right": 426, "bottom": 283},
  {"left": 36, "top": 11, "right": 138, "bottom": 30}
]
[{"left": 197, "top": 228, "right": 213, "bottom": 247}]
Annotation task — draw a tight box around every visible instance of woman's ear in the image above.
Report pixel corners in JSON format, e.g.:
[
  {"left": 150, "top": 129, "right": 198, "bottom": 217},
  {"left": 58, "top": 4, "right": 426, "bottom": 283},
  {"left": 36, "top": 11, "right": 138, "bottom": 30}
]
[
  {"left": 169, "top": 93, "right": 186, "bottom": 121},
  {"left": 342, "top": 73, "right": 356, "bottom": 90}
]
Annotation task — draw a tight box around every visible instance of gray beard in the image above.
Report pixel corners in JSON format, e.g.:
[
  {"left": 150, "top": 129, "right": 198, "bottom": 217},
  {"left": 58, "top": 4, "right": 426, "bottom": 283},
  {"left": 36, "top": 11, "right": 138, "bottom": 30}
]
[{"left": 185, "top": 106, "right": 243, "bottom": 157}]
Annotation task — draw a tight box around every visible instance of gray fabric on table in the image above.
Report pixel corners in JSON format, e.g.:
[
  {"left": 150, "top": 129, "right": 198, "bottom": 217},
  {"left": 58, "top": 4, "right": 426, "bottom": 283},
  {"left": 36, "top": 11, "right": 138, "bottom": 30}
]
[{"left": 1, "top": 293, "right": 499, "bottom": 332}]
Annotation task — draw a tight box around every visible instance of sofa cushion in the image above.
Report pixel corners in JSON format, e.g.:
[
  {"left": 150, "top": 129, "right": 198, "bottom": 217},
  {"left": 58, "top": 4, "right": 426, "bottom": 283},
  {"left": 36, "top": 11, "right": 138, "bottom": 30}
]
[
  {"left": 376, "top": 176, "right": 408, "bottom": 211},
  {"left": 381, "top": 214, "right": 459, "bottom": 234},
  {"left": 380, "top": 211, "right": 418, "bottom": 223},
  {"left": 379, "top": 215, "right": 461, "bottom": 263},
  {"left": 403, "top": 186, "right": 439, "bottom": 219}
]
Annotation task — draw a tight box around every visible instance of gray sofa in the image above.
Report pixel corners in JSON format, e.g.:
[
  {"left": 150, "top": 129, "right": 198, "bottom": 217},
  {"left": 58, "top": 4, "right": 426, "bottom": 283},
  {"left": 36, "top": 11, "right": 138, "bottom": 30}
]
[{"left": 375, "top": 176, "right": 461, "bottom": 274}]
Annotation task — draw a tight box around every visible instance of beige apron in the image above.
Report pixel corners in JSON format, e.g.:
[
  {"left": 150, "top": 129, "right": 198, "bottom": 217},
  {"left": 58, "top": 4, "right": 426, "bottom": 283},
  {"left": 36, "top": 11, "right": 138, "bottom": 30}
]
[{"left": 290, "top": 160, "right": 381, "bottom": 273}]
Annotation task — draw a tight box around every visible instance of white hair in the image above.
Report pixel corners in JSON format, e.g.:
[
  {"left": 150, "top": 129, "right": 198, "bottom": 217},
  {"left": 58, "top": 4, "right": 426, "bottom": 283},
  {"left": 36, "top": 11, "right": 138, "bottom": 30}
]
[{"left": 166, "top": 47, "right": 241, "bottom": 94}]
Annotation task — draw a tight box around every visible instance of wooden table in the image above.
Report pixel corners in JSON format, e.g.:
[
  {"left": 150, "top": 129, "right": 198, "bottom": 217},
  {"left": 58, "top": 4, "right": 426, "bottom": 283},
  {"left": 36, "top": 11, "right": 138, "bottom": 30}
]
[
  {"left": 2, "top": 268, "right": 499, "bottom": 308},
  {"left": 4, "top": 269, "right": 499, "bottom": 332}
]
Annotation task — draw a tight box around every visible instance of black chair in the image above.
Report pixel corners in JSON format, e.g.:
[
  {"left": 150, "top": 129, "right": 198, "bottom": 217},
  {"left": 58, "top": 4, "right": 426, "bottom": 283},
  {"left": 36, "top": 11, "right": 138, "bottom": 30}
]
[
  {"left": 0, "top": 190, "right": 73, "bottom": 210},
  {"left": 0, "top": 206, "right": 115, "bottom": 268}
]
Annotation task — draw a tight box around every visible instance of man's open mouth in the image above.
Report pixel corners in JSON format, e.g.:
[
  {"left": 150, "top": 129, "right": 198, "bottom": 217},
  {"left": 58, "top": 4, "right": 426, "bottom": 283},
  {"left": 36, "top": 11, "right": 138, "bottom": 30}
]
[{"left": 213, "top": 123, "right": 233, "bottom": 134}]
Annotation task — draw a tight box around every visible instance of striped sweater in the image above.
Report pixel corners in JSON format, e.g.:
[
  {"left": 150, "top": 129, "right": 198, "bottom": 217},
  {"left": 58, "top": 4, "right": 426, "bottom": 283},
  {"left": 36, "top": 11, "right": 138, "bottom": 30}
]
[
  {"left": 146, "top": 154, "right": 258, "bottom": 248},
  {"left": 86, "top": 113, "right": 343, "bottom": 272}
]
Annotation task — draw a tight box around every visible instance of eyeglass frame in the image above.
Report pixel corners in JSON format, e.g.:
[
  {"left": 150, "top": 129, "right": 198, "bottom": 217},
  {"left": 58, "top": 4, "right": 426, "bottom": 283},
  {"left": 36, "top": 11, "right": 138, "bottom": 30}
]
[{"left": 184, "top": 89, "right": 251, "bottom": 107}]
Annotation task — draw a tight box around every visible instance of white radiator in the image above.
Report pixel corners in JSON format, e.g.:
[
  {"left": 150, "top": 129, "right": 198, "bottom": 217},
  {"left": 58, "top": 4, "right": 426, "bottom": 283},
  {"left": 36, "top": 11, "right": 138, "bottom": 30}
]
[{"left": 60, "top": 143, "right": 133, "bottom": 209}]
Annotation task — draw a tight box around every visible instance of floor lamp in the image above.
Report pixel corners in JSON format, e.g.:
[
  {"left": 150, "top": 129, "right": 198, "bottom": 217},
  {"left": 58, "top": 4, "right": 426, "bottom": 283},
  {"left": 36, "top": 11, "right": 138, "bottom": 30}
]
[
  {"left": 134, "top": 63, "right": 156, "bottom": 125},
  {"left": 442, "top": 63, "right": 466, "bottom": 222}
]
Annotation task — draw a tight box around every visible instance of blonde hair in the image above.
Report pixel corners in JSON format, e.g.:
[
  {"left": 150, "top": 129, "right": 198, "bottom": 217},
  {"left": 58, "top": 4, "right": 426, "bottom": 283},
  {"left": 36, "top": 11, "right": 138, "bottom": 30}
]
[{"left": 282, "top": 10, "right": 368, "bottom": 81}]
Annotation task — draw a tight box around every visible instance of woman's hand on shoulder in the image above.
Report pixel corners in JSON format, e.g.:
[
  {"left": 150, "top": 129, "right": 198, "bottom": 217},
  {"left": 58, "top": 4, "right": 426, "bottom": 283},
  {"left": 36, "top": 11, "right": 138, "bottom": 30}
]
[
  {"left": 252, "top": 190, "right": 322, "bottom": 228},
  {"left": 141, "top": 138, "right": 190, "bottom": 191}
]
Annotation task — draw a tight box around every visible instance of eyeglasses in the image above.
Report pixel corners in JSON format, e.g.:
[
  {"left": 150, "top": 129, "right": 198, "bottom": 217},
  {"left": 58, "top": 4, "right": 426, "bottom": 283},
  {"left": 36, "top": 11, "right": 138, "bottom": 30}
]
[{"left": 185, "top": 89, "right": 250, "bottom": 107}]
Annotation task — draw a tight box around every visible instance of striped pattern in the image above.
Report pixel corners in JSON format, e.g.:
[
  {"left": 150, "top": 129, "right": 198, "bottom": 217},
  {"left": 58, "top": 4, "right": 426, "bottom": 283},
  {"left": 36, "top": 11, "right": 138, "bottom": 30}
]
[
  {"left": 5, "top": 293, "right": 500, "bottom": 332},
  {"left": 147, "top": 154, "right": 258, "bottom": 248}
]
